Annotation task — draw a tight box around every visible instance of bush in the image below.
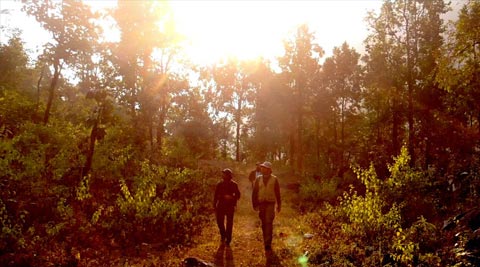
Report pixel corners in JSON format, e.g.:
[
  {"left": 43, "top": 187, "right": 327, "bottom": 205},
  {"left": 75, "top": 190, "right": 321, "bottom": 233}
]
[
  {"left": 97, "top": 161, "right": 212, "bottom": 246},
  {"left": 299, "top": 177, "right": 340, "bottom": 208},
  {"left": 302, "top": 146, "right": 444, "bottom": 266},
  {"left": 335, "top": 164, "right": 402, "bottom": 264}
]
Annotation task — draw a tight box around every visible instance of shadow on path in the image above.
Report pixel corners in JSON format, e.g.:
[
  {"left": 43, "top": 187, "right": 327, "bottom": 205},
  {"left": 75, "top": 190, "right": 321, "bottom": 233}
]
[
  {"left": 214, "top": 243, "right": 235, "bottom": 267},
  {"left": 265, "top": 249, "right": 283, "bottom": 267}
]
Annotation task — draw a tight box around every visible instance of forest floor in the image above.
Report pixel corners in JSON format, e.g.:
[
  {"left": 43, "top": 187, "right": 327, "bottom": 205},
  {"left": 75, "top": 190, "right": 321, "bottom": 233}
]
[{"left": 121, "top": 167, "right": 315, "bottom": 267}]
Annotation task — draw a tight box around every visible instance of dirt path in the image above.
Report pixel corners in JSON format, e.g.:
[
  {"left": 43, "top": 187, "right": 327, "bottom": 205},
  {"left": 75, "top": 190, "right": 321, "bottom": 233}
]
[{"left": 160, "top": 168, "right": 312, "bottom": 267}]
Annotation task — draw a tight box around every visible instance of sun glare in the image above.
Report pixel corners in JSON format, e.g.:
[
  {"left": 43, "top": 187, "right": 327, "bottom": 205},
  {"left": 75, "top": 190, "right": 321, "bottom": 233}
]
[
  {"left": 170, "top": 1, "right": 286, "bottom": 64},
  {"left": 0, "top": 0, "right": 382, "bottom": 66},
  {"left": 169, "top": 1, "right": 382, "bottom": 65}
]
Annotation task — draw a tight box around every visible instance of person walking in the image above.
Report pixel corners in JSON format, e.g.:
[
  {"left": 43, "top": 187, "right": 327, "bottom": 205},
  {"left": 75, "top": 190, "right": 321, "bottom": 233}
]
[
  {"left": 248, "top": 162, "right": 262, "bottom": 187},
  {"left": 214, "top": 168, "right": 241, "bottom": 245},
  {"left": 252, "top": 161, "right": 281, "bottom": 251}
]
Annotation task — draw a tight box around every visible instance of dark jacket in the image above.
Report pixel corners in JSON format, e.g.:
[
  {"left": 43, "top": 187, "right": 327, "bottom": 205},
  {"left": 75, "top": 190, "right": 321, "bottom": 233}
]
[{"left": 214, "top": 180, "right": 241, "bottom": 209}]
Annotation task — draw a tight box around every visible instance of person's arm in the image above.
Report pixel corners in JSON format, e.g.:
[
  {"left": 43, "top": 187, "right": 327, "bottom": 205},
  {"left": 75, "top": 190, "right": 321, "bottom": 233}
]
[
  {"left": 274, "top": 178, "right": 281, "bottom": 213},
  {"left": 235, "top": 183, "right": 241, "bottom": 201},
  {"left": 252, "top": 179, "right": 259, "bottom": 210},
  {"left": 248, "top": 171, "right": 255, "bottom": 182},
  {"left": 213, "top": 183, "right": 220, "bottom": 209}
]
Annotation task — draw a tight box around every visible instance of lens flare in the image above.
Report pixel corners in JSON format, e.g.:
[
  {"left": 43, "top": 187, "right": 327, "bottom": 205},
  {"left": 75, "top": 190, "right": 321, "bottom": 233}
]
[{"left": 297, "top": 253, "right": 309, "bottom": 267}]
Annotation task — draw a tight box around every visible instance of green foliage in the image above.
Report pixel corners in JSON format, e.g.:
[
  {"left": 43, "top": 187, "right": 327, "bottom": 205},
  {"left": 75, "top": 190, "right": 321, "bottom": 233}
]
[
  {"left": 0, "top": 89, "right": 37, "bottom": 137},
  {"left": 0, "top": 137, "right": 20, "bottom": 180},
  {"left": 111, "top": 160, "right": 211, "bottom": 244},
  {"left": 0, "top": 35, "right": 28, "bottom": 73},
  {"left": 56, "top": 197, "right": 73, "bottom": 220},
  {"left": 391, "top": 217, "right": 440, "bottom": 265},
  {"left": 116, "top": 165, "right": 179, "bottom": 221},
  {"left": 386, "top": 146, "right": 427, "bottom": 188},
  {"left": 299, "top": 177, "right": 339, "bottom": 206},
  {"left": 384, "top": 146, "right": 437, "bottom": 225},
  {"left": 163, "top": 136, "right": 199, "bottom": 168},
  {"left": 0, "top": 199, "right": 25, "bottom": 250},
  {"left": 303, "top": 146, "right": 444, "bottom": 266},
  {"left": 0, "top": 121, "right": 85, "bottom": 182},
  {"left": 45, "top": 221, "right": 66, "bottom": 237},
  {"left": 1, "top": 123, "right": 46, "bottom": 181},
  {"left": 90, "top": 205, "right": 104, "bottom": 225},
  {"left": 92, "top": 125, "right": 136, "bottom": 177},
  {"left": 76, "top": 175, "right": 92, "bottom": 201},
  {"left": 338, "top": 164, "right": 402, "bottom": 246},
  {"left": 47, "top": 122, "right": 87, "bottom": 181}
]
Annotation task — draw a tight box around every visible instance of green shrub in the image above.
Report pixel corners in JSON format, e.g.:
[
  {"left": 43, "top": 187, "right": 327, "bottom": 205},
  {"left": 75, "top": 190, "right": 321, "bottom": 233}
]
[
  {"left": 299, "top": 177, "right": 340, "bottom": 207},
  {"left": 385, "top": 147, "right": 437, "bottom": 225},
  {"left": 304, "top": 146, "right": 444, "bottom": 266},
  {"left": 0, "top": 199, "right": 24, "bottom": 251},
  {"left": 338, "top": 164, "right": 402, "bottom": 255},
  {"left": 109, "top": 160, "right": 211, "bottom": 245},
  {"left": 76, "top": 175, "right": 92, "bottom": 201},
  {"left": 391, "top": 216, "right": 441, "bottom": 265},
  {"left": 91, "top": 125, "right": 137, "bottom": 179},
  {"left": 0, "top": 121, "right": 86, "bottom": 183}
]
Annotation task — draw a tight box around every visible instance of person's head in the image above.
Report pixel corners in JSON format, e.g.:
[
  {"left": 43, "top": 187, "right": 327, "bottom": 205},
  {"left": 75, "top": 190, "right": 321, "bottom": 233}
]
[
  {"left": 222, "top": 168, "right": 233, "bottom": 181},
  {"left": 255, "top": 162, "right": 262, "bottom": 171},
  {"left": 260, "top": 161, "right": 272, "bottom": 175}
]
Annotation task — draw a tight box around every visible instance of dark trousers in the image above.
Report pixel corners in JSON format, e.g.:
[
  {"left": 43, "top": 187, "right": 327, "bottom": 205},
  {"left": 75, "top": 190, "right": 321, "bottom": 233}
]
[
  {"left": 216, "top": 206, "right": 235, "bottom": 243},
  {"left": 258, "top": 202, "right": 276, "bottom": 247}
]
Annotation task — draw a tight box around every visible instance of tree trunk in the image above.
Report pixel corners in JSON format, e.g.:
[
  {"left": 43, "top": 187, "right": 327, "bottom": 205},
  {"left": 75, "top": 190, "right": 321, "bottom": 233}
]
[
  {"left": 297, "top": 110, "right": 303, "bottom": 172},
  {"left": 84, "top": 103, "right": 104, "bottom": 177},
  {"left": 392, "top": 91, "right": 400, "bottom": 156},
  {"left": 341, "top": 98, "right": 346, "bottom": 172},
  {"left": 148, "top": 118, "right": 154, "bottom": 159},
  {"left": 156, "top": 102, "right": 166, "bottom": 156},
  {"left": 405, "top": 1, "right": 416, "bottom": 167},
  {"left": 36, "top": 65, "right": 46, "bottom": 116},
  {"left": 289, "top": 132, "right": 295, "bottom": 168},
  {"left": 296, "top": 78, "right": 304, "bottom": 173},
  {"left": 222, "top": 119, "right": 228, "bottom": 159},
  {"left": 235, "top": 100, "right": 242, "bottom": 162},
  {"left": 43, "top": 59, "right": 61, "bottom": 125},
  {"left": 407, "top": 82, "right": 415, "bottom": 166},
  {"left": 84, "top": 120, "right": 97, "bottom": 177},
  {"left": 315, "top": 118, "right": 321, "bottom": 171}
]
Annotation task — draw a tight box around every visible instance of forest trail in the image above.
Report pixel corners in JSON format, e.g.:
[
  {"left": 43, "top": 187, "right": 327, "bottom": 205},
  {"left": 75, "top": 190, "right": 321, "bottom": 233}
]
[{"left": 160, "top": 167, "right": 312, "bottom": 267}]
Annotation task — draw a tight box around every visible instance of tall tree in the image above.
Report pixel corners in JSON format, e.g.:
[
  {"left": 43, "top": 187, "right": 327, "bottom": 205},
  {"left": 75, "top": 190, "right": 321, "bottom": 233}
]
[
  {"left": 438, "top": 0, "right": 480, "bottom": 133},
  {"left": 22, "top": 0, "right": 99, "bottom": 125},
  {"left": 209, "top": 58, "right": 262, "bottom": 161},
  {"left": 364, "top": 0, "right": 447, "bottom": 167},
  {"left": 111, "top": 0, "right": 181, "bottom": 158},
  {"left": 167, "top": 82, "right": 216, "bottom": 162},
  {"left": 0, "top": 34, "right": 29, "bottom": 91},
  {"left": 247, "top": 59, "right": 279, "bottom": 162},
  {"left": 278, "top": 24, "right": 323, "bottom": 172},
  {"left": 0, "top": 34, "right": 38, "bottom": 136},
  {"left": 436, "top": 0, "right": 480, "bottom": 172},
  {"left": 321, "top": 42, "right": 362, "bottom": 175}
]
